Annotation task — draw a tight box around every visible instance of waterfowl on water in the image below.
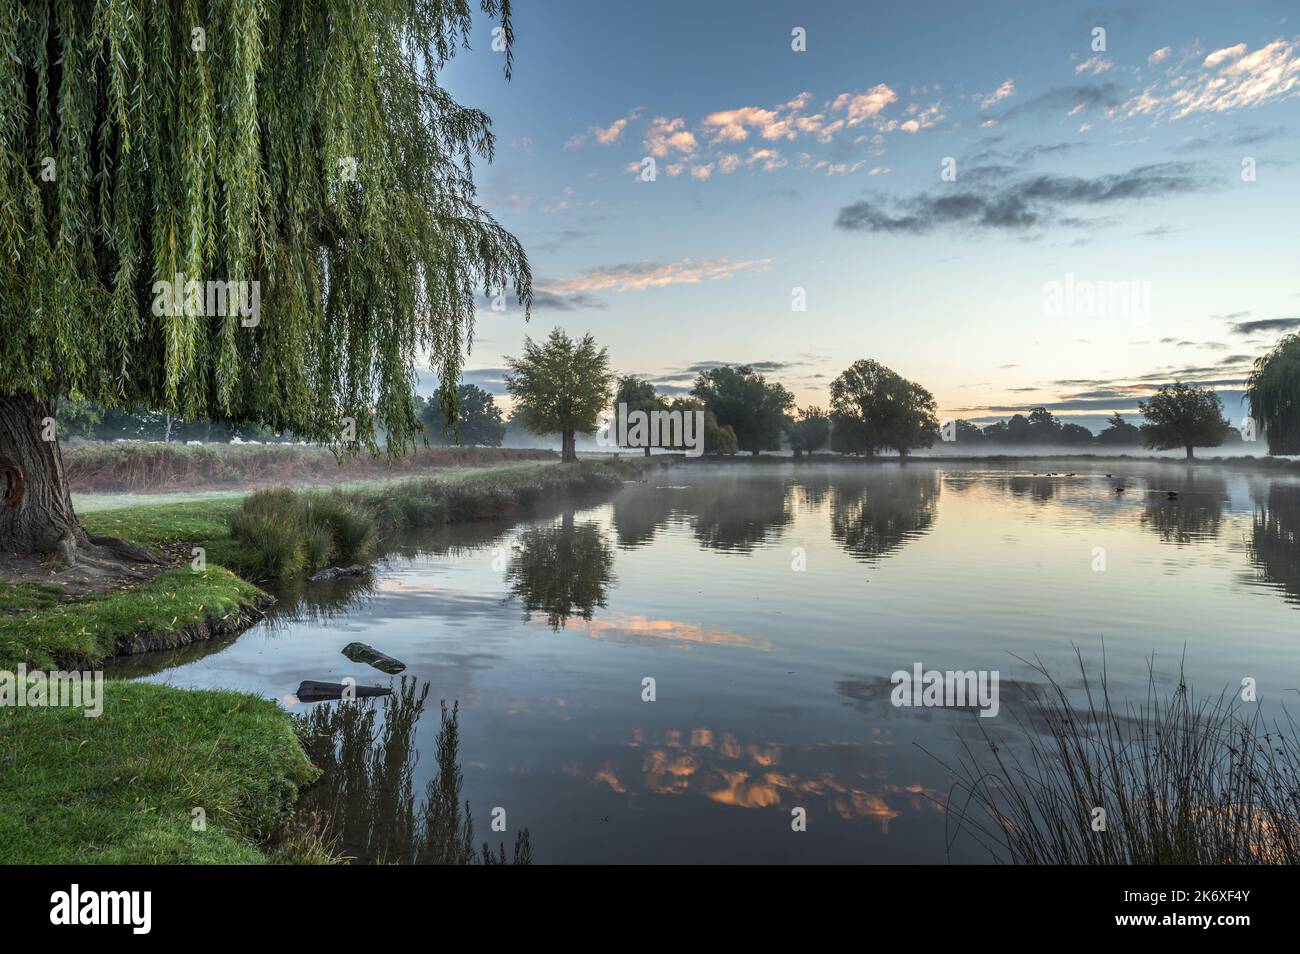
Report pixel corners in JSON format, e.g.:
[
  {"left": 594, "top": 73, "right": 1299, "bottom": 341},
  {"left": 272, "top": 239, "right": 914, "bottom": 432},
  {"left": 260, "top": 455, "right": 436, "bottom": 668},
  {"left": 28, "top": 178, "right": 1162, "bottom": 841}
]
[{"left": 1167, "top": 490, "right": 1179, "bottom": 500}]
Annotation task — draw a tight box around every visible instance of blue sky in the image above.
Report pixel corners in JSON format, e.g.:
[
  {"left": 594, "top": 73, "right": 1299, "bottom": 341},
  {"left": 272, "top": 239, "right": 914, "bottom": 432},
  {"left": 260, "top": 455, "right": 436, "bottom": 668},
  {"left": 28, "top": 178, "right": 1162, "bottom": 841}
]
[{"left": 433, "top": 0, "right": 1300, "bottom": 433}]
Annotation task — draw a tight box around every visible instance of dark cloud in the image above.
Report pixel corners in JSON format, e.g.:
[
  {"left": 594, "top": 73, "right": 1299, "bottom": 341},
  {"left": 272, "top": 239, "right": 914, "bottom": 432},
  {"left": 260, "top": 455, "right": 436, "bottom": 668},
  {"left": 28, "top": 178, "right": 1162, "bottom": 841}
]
[
  {"left": 835, "top": 162, "right": 1212, "bottom": 235},
  {"left": 992, "top": 82, "right": 1123, "bottom": 122},
  {"left": 1231, "top": 317, "right": 1300, "bottom": 335},
  {"left": 529, "top": 288, "right": 606, "bottom": 311},
  {"left": 970, "top": 387, "right": 1247, "bottom": 414},
  {"left": 1177, "top": 125, "right": 1286, "bottom": 153}
]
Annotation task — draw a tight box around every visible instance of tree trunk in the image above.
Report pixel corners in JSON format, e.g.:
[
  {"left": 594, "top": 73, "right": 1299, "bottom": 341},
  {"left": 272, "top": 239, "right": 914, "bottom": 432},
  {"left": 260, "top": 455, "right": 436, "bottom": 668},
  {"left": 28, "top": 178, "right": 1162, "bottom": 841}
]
[
  {"left": 1185, "top": 445, "right": 1194, "bottom": 460},
  {"left": 0, "top": 392, "right": 88, "bottom": 558},
  {"left": 561, "top": 430, "right": 576, "bottom": 462}
]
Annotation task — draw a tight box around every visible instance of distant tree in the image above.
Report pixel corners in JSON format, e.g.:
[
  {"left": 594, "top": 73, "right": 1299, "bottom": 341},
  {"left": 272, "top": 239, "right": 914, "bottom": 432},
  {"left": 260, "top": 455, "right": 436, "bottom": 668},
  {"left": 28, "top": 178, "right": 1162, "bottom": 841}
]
[
  {"left": 787, "top": 406, "right": 831, "bottom": 457},
  {"left": 58, "top": 398, "right": 105, "bottom": 440},
  {"left": 691, "top": 366, "right": 794, "bottom": 456},
  {"left": 980, "top": 419, "right": 1009, "bottom": 443},
  {"left": 829, "top": 359, "right": 939, "bottom": 458},
  {"left": 1139, "top": 382, "right": 1231, "bottom": 459},
  {"left": 1059, "top": 422, "right": 1095, "bottom": 445},
  {"left": 1096, "top": 412, "right": 1144, "bottom": 446},
  {"left": 421, "top": 384, "right": 506, "bottom": 447},
  {"left": 666, "top": 397, "right": 738, "bottom": 455},
  {"left": 506, "top": 329, "right": 614, "bottom": 462},
  {"left": 1246, "top": 333, "right": 1300, "bottom": 455},
  {"left": 614, "top": 376, "right": 668, "bottom": 456},
  {"left": 952, "top": 420, "right": 985, "bottom": 444},
  {"left": 1026, "top": 407, "right": 1063, "bottom": 442}
]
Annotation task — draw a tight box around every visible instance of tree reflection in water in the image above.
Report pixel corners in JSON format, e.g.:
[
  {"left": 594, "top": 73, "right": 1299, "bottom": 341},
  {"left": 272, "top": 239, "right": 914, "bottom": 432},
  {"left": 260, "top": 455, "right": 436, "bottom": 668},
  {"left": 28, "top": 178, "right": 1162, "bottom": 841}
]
[
  {"left": 1251, "top": 482, "right": 1300, "bottom": 605},
  {"left": 296, "top": 679, "right": 531, "bottom": 864},
  {"left": 505, "top": 512, "right": 616, "bottom": 629},
  {"left": 1139, "top": 473, "right": 1228, "bottom": 544},
  {"left": 830, "top": 470, "right": 939, "bottom": 563}
]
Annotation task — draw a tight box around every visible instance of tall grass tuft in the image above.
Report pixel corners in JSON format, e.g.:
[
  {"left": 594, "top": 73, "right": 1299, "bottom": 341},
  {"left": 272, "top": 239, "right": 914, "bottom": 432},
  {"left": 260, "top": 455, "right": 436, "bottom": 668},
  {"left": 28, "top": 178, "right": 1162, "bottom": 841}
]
[
  {"left": 940, "top": 651, "right": 1300, "bottom": 864},
  {"left": 227, "top": 488, "right": 373, "bottom": 580}
]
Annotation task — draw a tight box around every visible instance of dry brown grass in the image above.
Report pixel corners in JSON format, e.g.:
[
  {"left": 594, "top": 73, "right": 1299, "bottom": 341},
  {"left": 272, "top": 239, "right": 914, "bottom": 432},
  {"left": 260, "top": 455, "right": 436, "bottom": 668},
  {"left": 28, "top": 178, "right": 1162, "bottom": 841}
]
[{"left": 64, "top": 442, "right": 556, "bottom": 493}]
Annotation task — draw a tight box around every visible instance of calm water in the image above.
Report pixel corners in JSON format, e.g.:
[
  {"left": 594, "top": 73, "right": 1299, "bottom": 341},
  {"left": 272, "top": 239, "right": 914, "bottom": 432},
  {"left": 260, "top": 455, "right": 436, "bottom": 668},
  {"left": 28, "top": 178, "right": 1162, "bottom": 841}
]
[{"left": 122, "top": 461, "right": 1300, "bottom": 863}]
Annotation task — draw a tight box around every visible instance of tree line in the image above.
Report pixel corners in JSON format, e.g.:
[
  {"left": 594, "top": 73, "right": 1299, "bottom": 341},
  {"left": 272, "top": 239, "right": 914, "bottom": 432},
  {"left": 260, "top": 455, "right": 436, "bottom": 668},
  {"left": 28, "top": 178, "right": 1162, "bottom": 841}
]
[
  {"left": 60, "top": 328, "right": 1290, "bottom": 466},
  {"left": 503, "top": 327, "right": 1298, "bottom": 462}
]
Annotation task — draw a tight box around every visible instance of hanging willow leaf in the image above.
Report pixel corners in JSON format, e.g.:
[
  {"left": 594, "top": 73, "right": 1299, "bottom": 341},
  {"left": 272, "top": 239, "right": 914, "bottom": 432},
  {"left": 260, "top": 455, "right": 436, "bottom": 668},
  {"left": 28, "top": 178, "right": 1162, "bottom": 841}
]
[
  {"left": 0, "top": 0, "right": 531, "bottom": 455},
  {"left": 1246, "top": 333, "right": 1300, "bottom": 456}
]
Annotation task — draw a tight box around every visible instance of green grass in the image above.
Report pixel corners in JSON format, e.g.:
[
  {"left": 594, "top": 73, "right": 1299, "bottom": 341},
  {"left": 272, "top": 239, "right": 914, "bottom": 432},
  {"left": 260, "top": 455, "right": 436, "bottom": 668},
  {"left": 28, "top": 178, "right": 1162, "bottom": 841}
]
[
  {"left": 0, "top": 682, "right": 319, "bottom": 864},
  {"left": 0, "top": 580, "right": 63, "bottom": 612},
  {"left": 0, "top": 568, "right": 262, "bottom": 670}
]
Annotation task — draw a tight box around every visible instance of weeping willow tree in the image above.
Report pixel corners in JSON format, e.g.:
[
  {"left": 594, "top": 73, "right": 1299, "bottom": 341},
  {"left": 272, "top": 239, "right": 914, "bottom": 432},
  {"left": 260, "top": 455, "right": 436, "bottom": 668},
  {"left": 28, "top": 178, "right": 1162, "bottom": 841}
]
[
  {"left": 0, "top": 0, "right": 529, "bottom": 562},
  {"left": 1246, "top": 334, "right": 1300, "bottom": 455}
]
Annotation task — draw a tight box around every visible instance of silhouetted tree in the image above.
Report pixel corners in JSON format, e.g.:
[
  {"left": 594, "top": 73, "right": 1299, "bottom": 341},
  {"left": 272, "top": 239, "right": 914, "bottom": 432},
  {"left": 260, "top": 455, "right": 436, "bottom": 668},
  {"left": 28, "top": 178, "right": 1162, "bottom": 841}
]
[
  {"left": 420, "top": 384, "right": 507, "bottom": 447},
  {"left": 691, "top": 366, "right": 793, "bottom": 456},
  {"left": 1139, "top": 383, "right": 1231, "bottom": 459},
  {"left": 830, "top": 359, "right": 939, "bottom": 458},
  {"left": 786, "top": 406, "right": 831, "bottom": 457},
  {"left": 1097, "top": 413, "right": 1143, "bottom": 446}
]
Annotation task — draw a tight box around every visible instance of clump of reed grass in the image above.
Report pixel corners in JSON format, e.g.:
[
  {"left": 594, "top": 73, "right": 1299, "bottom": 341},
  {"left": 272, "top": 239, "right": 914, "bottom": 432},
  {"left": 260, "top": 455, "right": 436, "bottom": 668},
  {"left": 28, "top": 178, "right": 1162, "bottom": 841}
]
[
  {"left": 227, "top": 488, "right": 374, "bottom": 580},
  {"left": 939, "top": 650, "right": 1300, "bottom": 864}
]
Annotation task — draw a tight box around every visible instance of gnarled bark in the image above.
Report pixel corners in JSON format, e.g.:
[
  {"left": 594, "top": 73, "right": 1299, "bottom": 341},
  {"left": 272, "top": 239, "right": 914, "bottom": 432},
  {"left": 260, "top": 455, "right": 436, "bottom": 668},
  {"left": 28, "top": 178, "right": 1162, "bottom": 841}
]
[
  {"left": 0, "top": 392, "right": 164, "bottom": 566},
  {"left": 0, "top": 392, "right": 86, "bottom": 557}
]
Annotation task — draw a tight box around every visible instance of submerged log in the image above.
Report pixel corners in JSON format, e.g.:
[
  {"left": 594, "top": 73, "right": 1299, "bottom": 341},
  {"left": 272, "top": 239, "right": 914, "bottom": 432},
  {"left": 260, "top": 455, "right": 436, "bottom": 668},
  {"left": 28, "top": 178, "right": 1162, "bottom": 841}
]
[
  {"left": 341, "top": 641, "right": 406, "bottom": 674},
  {"left": 295, "top": 680, "right": 392, "bottom": 702},
  {"left": 308, "top": 564, "right": 367, "bottom": 582}
]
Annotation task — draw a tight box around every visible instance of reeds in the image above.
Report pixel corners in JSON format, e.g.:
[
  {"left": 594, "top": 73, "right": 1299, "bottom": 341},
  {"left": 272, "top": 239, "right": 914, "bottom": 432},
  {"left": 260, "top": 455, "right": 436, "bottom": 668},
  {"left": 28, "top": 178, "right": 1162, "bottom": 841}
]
[{"left": 939, "top": 650, "right": 1300, "bottom": 864}]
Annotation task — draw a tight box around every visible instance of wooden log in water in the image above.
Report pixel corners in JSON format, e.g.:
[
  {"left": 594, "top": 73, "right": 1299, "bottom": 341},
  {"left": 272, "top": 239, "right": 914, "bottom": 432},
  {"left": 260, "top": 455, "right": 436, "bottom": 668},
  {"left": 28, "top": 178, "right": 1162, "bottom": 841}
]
[{"left": 295, "top": 680, "right": 392, "bottom": 702}]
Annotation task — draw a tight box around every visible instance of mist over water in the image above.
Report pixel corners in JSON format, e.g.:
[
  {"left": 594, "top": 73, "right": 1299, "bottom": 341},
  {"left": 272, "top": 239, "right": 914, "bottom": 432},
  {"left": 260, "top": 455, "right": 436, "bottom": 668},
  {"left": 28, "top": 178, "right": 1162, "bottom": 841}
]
[{"left": 123, "top": 460, "right": 1300, "bottom": 862}]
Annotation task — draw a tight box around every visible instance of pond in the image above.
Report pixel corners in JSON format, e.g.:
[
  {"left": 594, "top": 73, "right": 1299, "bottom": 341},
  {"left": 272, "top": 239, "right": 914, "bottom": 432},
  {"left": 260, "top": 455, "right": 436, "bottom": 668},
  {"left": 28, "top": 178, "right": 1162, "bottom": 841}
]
[{"left": 120, "top": 461, "right": 1300, "bottom": 863}]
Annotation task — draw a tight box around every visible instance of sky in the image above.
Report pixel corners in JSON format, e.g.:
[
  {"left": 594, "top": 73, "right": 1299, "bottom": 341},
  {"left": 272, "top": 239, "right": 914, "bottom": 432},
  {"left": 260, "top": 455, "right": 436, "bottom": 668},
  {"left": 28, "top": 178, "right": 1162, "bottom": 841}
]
[{"left": 431, "top": 0, "right": 1300, "bottom": 433}]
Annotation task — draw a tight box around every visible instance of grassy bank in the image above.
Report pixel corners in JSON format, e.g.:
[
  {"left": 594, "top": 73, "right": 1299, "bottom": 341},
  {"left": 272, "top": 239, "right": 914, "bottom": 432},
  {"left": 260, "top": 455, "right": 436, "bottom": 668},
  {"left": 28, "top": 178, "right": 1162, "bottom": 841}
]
[
  {"left": 0, "top": 682, "right": 319, "bottom": 864},
  {"left": 0, "top": 568, "right": 262, "bottom": 670},
  {"left": 64, "top": 441, "right": 557, "bottom": 493}
]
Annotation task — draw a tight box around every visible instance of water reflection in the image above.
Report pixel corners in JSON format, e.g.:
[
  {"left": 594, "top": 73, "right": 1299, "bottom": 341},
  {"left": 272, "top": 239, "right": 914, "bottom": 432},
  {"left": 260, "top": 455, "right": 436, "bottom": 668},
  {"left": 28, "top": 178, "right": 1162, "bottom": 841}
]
[
  {"left": 1140, "top": 473, "right": 1228, "bottom": 544},
  {"left": 296, "top": 679, "right": 532, "bottom": 864},
  {"left": 690, "top": 473, "right": 794, "bottom": 552},
  {"left": 506, "top": 512, "right": 616, "bottom": 629},
  {"left": 579, "top": 723, "right": 946, "bottom": 834},
  {"left": 830, "top": 470, "right": 939, "bottom": 563},
  {"left": 611, "top": 483, "right": 678, "bottom": 548},
  {"left": 1251, "top": 483, "right": 1300, "bottom": 605}
]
